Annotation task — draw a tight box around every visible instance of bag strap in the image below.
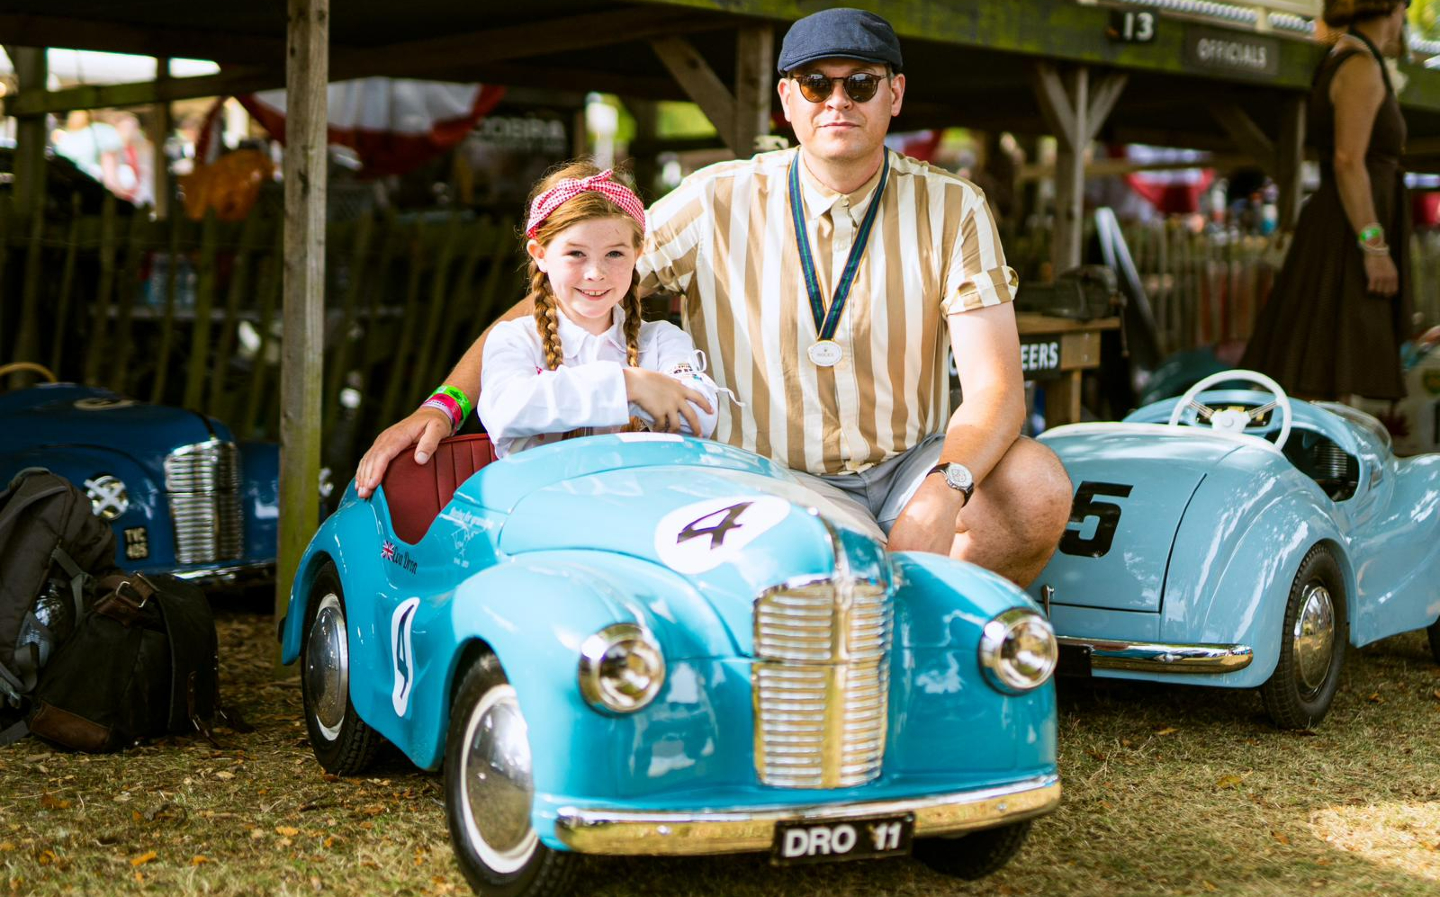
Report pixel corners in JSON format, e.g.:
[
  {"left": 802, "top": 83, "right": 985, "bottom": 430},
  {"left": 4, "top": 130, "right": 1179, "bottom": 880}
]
[
  {"left": 50, "top": 546, "right": 91, "bottom": 621},
  {"left": 0, "top": 717, "right": 27, "bottom": 747}
]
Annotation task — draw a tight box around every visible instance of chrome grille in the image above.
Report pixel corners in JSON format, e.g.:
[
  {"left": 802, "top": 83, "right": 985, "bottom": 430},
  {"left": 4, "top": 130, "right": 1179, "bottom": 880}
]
[
  {"left": 164, "top": 440, "right": 244, "bottom": 564},
  {"left": 753, "top": 579, "right": 892, "bottom": 789}
]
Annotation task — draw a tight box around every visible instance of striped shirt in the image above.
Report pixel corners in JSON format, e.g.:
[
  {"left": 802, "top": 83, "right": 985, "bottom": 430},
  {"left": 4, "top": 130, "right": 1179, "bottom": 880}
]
[{"left": 638, "top": 147, "right": 1017, "bottom": 476}]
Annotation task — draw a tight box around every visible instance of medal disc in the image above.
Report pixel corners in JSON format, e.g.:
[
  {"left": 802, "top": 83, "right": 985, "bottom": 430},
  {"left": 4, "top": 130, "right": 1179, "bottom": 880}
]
[{"left": 808, "top": 340, "right": 843, "bottom": 367}]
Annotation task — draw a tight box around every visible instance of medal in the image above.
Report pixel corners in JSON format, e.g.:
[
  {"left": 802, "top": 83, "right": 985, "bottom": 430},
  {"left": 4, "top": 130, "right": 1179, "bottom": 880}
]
[
  {"left": 808, "top": 340, "right": 843, "bottom": 367},
  {"left": 788, "top": 151, "right": 889, "bottom": 366}
]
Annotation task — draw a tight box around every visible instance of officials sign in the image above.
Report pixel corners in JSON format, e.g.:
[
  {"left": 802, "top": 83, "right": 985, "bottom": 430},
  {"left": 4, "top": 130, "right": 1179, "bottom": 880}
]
[{"left": 1184, "top": 25, "right": 1279, "bottom": 79}]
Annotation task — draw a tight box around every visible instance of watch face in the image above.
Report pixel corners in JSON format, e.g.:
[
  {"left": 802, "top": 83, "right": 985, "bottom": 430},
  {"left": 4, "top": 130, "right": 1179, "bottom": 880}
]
[{"left": 945, "top": 464, "right": 973, "bottom": 493}]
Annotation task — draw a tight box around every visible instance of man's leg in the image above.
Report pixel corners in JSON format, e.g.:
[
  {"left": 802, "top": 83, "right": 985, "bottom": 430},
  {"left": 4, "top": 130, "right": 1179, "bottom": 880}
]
[{"left": 888, "top": 437, "right": 1072, "bottom": 587}]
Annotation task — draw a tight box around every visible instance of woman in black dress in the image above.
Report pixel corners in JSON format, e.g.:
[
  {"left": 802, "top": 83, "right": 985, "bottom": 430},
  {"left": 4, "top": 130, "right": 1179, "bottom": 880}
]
[{"left": 1241, "top": 0, "right": 1413, "bottom": 400}]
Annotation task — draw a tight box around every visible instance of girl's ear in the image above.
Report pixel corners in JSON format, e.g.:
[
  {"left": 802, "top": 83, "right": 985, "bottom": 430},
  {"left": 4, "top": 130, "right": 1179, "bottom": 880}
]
[{"left": 525, "top": 238, "right": 547, "bottom": 273}]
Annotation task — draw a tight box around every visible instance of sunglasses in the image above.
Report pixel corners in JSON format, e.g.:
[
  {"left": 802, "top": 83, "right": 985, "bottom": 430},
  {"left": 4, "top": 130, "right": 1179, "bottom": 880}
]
[{"left": 791, "top": 72, "right": 886, "bottom": 104}]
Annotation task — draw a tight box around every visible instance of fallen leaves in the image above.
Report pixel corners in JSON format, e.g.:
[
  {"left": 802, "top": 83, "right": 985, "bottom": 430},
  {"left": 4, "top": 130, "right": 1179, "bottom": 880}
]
[
  {"left": 38, "top": 793, "right": 71, "bottom": 810},
  {"left": 1155, "top": 727, "right": 1179, "bottom": 736},
  {"left": 1216, "top": 774, "right": 1244, "bottom": 789},
  {"left": 1271, "top": 830, "right": 1291, "bottom": 846},
  {"left": 130, "top": 850, "right": 157, "bottom": 867}
]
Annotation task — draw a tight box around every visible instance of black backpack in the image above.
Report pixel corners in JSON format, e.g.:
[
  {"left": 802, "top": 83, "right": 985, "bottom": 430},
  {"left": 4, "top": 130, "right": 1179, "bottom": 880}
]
[{"left": 0, "top": 469, "right": 239, "bottom": 751}]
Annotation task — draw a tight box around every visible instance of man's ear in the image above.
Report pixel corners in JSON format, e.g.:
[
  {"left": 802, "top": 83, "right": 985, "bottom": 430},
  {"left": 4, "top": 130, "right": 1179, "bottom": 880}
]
[
  {"left": 777, "top": 77, "right": 794, "bottom": 123},
  {"left": 889, "top": 73, "right": 905, "bottom": 118},
  {"left": 525, "top": 238, "right": 547, "bottom": 272}
]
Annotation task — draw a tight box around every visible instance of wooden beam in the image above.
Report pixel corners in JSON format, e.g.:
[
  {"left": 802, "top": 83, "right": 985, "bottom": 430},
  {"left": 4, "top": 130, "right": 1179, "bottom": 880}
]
[
  {"left": 1207, "top": 101, "right": 1276, "bottom": 172},
  {"left": 1275, "top": 95, "right": 1305, "bottom": 230},
  {"left": 1084, "top": 72, "right": 1128, "bottom": 143},
  {"left": 1033, "top": 62, "right": 1088, "bottom": 272},
  {"left": 651, "top": 36, "right": 737, "bottom": 154},
  {"left": 6, "top": 67, "right": 277, "bottom": 116},
  {"left": 1032, "top": 61, "right": 1081, "bottom": 152},
  {"left": 277, "top": 0, "right": 328, "bottom": 646},
  {"left": 149, "top": 58, "right": 173, "bottom": 219},
  {"left": 734, "top": 25, "right": 774, "bottom": 158},
  {"left": 9, "top": 47, "right": 46, "bottom": 218},
  {"left": 0, "top": 14, "right": 284, "bottom": 64}
]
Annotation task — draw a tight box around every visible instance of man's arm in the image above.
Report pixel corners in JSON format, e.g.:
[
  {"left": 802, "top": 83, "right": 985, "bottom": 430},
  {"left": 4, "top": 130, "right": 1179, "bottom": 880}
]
[{"left": 354, "top": 296, "right": 532, "bottom": 498}]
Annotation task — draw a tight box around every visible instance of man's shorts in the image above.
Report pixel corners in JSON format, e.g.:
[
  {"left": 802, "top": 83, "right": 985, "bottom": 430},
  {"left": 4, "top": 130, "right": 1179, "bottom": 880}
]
[{"left": 788, "top": 432, "right": 944, "bottom": 543}]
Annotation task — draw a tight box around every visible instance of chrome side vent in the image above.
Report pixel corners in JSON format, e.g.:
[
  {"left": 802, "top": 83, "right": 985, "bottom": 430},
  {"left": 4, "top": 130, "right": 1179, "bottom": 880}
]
[
  {"left": 753, "top": 579, "right": 892, "bottom": 789},
  {"left": 164, "top": 439, "right": 244, "bottom": 564}
]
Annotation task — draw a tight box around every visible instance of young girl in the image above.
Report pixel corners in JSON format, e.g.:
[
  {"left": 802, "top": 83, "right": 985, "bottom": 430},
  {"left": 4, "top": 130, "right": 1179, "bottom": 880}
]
[{"left": 476, "top": 161, "right": 720, "bottom": 457}]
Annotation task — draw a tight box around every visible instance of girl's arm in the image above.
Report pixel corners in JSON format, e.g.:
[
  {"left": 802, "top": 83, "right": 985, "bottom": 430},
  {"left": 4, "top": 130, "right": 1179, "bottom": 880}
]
[
  {"left": 478, "top": 325, "right": 632, "bottom": 440},
  {"left": 1330, "top": 51, "right": 1399, "bottom": 297},
  {"left": 633, "top": 322, "right": 722, "bottom": 438}
]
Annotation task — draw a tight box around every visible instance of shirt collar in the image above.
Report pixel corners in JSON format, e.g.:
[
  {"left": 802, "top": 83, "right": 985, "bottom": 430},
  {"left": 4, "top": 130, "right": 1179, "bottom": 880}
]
[
  {"left": 795, "top": 148, "right": 888, "bottom": 222},
  {"left": 555, "top": 302, "right": 628, "bottom": 356}
]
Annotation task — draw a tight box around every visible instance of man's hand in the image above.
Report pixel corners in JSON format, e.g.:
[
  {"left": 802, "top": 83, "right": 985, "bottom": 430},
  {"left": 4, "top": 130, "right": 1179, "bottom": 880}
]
[
  {"left": 354, "top": 407, "right": 452, "bottom": 499},
  {"left": 623, "top": 368, "right": 713, "bottom": 434},
  {"left": 887, "top": 474, "right": 966, "bottom": 555}
]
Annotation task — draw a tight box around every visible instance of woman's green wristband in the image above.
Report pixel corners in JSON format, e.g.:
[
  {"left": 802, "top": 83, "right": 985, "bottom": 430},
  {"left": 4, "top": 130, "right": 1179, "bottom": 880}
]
[
  {"left": 1357, "top": 224, "right": 1384, "bottom": 245},
  {"left": 434, "top": 385, "right": 473, "bottom": 424}
]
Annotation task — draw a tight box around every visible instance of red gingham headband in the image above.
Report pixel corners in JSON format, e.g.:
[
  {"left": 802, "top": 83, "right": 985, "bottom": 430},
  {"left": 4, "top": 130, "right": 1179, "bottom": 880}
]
[{"left": 525, "top": 169, "right": 646, "bottom": 238}]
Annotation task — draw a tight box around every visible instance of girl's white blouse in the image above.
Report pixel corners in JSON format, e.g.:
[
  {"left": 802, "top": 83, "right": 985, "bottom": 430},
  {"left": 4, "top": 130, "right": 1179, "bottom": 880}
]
[{"left": 478, "top": 305, "right": 722, "bottom": 458}]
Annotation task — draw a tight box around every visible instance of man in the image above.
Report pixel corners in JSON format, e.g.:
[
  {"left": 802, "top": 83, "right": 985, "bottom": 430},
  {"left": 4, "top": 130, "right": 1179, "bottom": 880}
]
[{"left": 357, "top": 8, "right": 1072, "bottom": 587}]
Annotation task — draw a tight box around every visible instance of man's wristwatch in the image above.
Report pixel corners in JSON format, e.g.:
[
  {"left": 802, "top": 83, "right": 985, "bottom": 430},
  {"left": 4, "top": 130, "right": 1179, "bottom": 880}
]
[{"left": 927, "top": 462, "right": 975, "bottom": 503}]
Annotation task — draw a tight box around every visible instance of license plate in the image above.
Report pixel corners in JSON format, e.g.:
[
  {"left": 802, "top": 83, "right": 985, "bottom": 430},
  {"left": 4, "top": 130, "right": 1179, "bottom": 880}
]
[{"left": 771, "top": 813, "right": 914, "bottom": 865}]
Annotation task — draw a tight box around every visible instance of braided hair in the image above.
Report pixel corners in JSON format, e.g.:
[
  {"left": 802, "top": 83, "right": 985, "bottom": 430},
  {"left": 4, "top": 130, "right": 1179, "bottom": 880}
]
[{"left": 524, "top": 160, "right": 645, "bottom": 372}]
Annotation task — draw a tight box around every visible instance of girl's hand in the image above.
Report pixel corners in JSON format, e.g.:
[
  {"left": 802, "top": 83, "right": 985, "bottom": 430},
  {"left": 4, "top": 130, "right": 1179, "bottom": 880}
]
[
  {"left": 1364, "top": 251, "right": 1399, "bottom": 297},
  {"left": 624, "top": 368, "right": 713, "bottom": 434},
  {"left": 355, "top": 406, "right": 453, "bottom": 499}
]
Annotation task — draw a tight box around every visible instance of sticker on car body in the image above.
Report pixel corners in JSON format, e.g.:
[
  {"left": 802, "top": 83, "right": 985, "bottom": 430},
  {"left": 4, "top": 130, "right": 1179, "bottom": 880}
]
[
  {"left": 391, "top": 597, "right": 421, "bottom": 716},
  {"left": 654, "top": 495, "right": 791, "bottom": 574}
]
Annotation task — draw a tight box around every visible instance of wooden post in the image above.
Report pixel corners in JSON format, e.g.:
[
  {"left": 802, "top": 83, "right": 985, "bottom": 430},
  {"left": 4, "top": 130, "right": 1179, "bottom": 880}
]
[
  {"left": 277, "top": 0, "right": 329, "bottom": 639},
  {"left": 1275, "top": 96, "right": 1305, "bottom": 231},
  {"left": 1033, "top": 62, "right": 1126, "bottom": 275},
  {"left": 10, "top": 48, "right": 47, "bottom": 220},
  {"left": 734, "top": 25, "right": 773, "bottom": 158},
  {"left": 150, "top": 58, "right": 173, "bottom": 219}
]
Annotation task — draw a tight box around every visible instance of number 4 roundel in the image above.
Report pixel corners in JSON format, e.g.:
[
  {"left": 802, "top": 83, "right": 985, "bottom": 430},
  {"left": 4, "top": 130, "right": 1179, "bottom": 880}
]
[
  {"left": 1059, "top": 481, "right": 1133, "bottom": 558},
  {"left": 654, "top": 495, "right": 791, "bottom": 574}
]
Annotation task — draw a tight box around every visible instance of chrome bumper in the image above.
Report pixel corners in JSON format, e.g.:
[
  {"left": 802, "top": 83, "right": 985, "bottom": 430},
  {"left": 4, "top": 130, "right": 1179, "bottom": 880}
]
[
  {"left": 171, "top": 560, "right": 276, "bottom": 590},
  {"left": 1058, "top": 637, "right": 1252, "bottom": 673},
  {"left": 553, "top": 774, "right": 1060, "bottom": 856}
]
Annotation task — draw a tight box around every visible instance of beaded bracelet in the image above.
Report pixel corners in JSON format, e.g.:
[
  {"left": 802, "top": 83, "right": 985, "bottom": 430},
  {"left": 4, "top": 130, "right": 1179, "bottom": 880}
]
[
  {"left": 1359, "top": 241, "right": 1391, "bottom": 257},
  {"left": 1357, "top": 223, "right": 1384, "bottom": 246}
]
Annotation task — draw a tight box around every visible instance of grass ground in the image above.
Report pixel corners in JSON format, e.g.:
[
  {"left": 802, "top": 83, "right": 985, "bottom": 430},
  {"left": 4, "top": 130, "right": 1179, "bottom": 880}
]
[{"left": 2, "top": 608, "right": 1439, "bottom": 897}]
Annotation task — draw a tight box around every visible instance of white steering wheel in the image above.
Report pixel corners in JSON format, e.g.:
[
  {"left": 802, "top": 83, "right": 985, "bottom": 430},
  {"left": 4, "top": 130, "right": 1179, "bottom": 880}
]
[{"left": 1169, "top": 369, "right": 1293, "bottom": 451}]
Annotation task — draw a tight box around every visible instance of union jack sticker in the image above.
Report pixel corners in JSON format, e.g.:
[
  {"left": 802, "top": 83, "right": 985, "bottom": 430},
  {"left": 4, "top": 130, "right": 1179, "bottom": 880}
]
[{"left": 382, "top": 540, "right": 396, "bottom": 561}]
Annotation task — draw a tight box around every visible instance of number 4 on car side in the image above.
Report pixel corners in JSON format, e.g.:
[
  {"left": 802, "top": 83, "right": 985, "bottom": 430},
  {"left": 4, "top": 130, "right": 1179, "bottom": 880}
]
[
  {"left": 1030, "top": 370, "right": 1440, "bottom": 729},
  {"left": 278, "top": 432, "right": 1062, "bottom": 896}
]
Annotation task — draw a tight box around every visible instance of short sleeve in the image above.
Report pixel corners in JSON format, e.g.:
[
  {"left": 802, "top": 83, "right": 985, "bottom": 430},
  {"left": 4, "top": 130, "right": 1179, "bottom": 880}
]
[
  {"left": 637, "top": 177, "right": 708, "bottom": 297},
  {"left": 941, "top": 186, "right": 1018, "bottom": 315}
]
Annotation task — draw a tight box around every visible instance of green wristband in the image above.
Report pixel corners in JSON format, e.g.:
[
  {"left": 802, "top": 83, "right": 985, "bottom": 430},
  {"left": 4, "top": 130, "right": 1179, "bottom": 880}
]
[
  {"left": 434, "top": 385, "right": 473, "bottom": 425},
  {"left": 1357, "top": 224, "right": 1384, "bottom": 245}
]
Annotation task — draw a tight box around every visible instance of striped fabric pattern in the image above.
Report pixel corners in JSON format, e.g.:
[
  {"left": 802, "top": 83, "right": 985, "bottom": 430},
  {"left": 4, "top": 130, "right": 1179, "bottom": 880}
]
[{"left": 638, "top": 148, "right": 1017, "bottom": 476}]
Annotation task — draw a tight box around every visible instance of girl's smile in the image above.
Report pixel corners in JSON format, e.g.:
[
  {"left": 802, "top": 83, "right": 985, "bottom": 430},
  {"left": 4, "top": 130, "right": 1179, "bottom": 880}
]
[{"left": 527, "top": 217, "right": 638, "bottom": 336}]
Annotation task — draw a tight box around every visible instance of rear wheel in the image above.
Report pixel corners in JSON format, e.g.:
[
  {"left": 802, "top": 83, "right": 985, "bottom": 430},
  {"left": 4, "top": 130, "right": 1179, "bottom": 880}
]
[
  {"left": 1260, "top": 545, "right": 1346, "bottom": 730},
  {"left": 300, "top": 562, "right": 381, "bottom": 774},
  {"left": 913, "top": 820, "right": 1032, "bottom": 880},
  {"left": 445, "top": 653, "right": 579, "bottom": 897},
  {"left": 1427, "top": 618, "right": 1440, "bottom": 665}
]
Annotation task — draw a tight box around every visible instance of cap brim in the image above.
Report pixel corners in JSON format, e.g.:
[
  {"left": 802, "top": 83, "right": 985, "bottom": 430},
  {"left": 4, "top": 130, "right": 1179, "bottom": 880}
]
[{"left": 778, "top": 52, "right": 901, "bottom": 75}]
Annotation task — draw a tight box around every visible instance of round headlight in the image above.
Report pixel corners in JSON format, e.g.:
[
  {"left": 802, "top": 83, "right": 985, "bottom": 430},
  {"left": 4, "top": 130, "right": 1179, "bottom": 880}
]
[
  {"left": 978, "top": 609, "right": 1058, "bottom": 694},
  {"left": 578, "top": 623, "right": 666, "bottom": 714}
]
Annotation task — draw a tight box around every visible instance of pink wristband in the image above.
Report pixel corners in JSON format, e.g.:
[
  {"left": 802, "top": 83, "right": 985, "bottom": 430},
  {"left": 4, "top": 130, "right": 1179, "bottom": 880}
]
[{"left": 421, "top": 394, "right": 463, "bottom": 434}]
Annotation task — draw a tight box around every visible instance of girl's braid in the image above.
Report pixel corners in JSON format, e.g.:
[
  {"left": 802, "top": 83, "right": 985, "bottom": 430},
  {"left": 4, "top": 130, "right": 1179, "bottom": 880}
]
[
  {"left": 622, "top": 288, "right": 643, "bottom": 368},
  {"left": 529, "top": 266, "right": 564, "bottom": 371}
]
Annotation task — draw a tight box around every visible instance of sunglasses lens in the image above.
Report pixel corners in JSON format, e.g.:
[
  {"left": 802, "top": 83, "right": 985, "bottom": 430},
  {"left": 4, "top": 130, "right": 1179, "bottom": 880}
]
[
  {"left": 845, "top": 75, "right": 879, "bottom": 102},
  {"left": 799, "top": 75, "right": 832, "bottom": 103}
]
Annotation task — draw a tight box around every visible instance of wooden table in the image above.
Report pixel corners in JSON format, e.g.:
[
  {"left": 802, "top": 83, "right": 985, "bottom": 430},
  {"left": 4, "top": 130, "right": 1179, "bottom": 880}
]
[{"left": 1015, "top": 313, "right": 1121, "bottom": 427}]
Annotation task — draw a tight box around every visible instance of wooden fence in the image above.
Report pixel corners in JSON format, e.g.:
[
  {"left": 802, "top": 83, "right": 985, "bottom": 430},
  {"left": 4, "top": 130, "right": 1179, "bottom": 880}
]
[{"left": 0, "top": 193, "right": 524, "bottom": 472}]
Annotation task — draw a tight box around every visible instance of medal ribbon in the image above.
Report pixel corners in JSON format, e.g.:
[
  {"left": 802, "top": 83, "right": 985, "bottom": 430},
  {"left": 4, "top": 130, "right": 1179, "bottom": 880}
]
[{"left": 787, "top": 150, "right": 890, "bottom": 342}]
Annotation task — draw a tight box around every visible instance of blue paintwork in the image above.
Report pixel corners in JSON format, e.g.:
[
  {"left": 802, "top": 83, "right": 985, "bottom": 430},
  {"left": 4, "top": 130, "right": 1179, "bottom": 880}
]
[
  {"left": 0, "top": 382, "right": 278, "bottom": 579},
  {"left": 280, "top": 433, "right": 1057, "bottom": 852},
  {"left": 1031, "top": 384, "right": 1440, "bottom": 688}
]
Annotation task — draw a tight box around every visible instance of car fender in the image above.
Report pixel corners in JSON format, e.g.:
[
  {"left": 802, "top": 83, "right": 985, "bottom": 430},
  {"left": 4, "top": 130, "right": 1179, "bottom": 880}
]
[
  {"left": 279, "top": 484, "right": 384, "bottom": 666},
  {"left": 238, "top": 441, "right": 279, "bottom": 563},
  {"left": 0, "top": 445, "right": 171, "bottom": 569},
  {"left": 1161, "top": 474, "right": 1351, "bottom": 688}
]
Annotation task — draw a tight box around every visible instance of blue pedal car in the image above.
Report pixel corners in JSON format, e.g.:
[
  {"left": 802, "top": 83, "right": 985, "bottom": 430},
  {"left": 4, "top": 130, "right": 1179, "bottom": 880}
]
[
  {"left": 0, "top": 377, "right": 278, "bottom": 586},
  {"left": 1030, "top": 370, "right": 1440, "bottom": 729},
  {"left": 279, "top": 432, "right": 1060, "bottom": 895}
]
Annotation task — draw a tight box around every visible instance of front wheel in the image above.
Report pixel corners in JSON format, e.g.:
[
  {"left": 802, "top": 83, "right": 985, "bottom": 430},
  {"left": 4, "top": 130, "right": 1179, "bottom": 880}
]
[
  {"left": 445, "top": 654, "right": 580, "bottom": 897},
  {"left": 912, "top": 820, "right": 1032, "bottom": 880},
  {"left": 300, "top": 562, "right": 382, "bottom": 774},
  {"left": 1260, "top": 544, "right": 1346, "bottom": 730},
  {"left": 1427, "top": 617, "right": 1440, "bottom": 665}
]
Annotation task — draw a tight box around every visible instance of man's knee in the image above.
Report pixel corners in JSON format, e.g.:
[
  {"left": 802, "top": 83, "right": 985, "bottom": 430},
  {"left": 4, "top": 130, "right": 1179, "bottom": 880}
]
[{"left": 991, "top": 437, "right": 1072, "bottom": 547}]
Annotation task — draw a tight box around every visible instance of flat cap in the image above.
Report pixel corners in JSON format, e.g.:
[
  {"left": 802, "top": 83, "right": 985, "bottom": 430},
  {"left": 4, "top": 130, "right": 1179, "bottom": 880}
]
[{"left": 776, "top": 8, "right": 903, "bottom": 75}]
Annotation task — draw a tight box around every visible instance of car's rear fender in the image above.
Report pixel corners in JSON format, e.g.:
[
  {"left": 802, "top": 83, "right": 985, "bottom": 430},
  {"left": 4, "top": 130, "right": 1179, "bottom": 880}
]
[
  {"left": 1159, "top": 464, "right": 1350, "bottom": 688},
  {"left": 1347, "top": 453, "right": 1440, "bottom": 645}
]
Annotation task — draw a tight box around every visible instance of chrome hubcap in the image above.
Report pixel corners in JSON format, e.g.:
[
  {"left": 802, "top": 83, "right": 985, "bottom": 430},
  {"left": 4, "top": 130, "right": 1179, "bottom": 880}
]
[
  {"left": 305, "top": 593, "right": 349, "bottom": 741},
  {"left": 459, "top": 684, "right": 538, "bottom": 873},
  {"left": 1292, "top": 583, "right": 1335, "bottom": 696}
]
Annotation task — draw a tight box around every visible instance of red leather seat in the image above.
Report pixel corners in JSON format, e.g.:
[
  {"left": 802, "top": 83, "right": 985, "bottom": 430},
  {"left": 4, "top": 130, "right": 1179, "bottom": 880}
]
[{"left": 381, "top": 434, "right": 497, "bottom": 544}]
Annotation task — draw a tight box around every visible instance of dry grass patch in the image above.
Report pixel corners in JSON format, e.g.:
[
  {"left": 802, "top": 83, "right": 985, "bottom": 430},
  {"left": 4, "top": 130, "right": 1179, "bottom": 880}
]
[{"left": 2, "top": 606, "right": 1439, "bottom": 896}]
